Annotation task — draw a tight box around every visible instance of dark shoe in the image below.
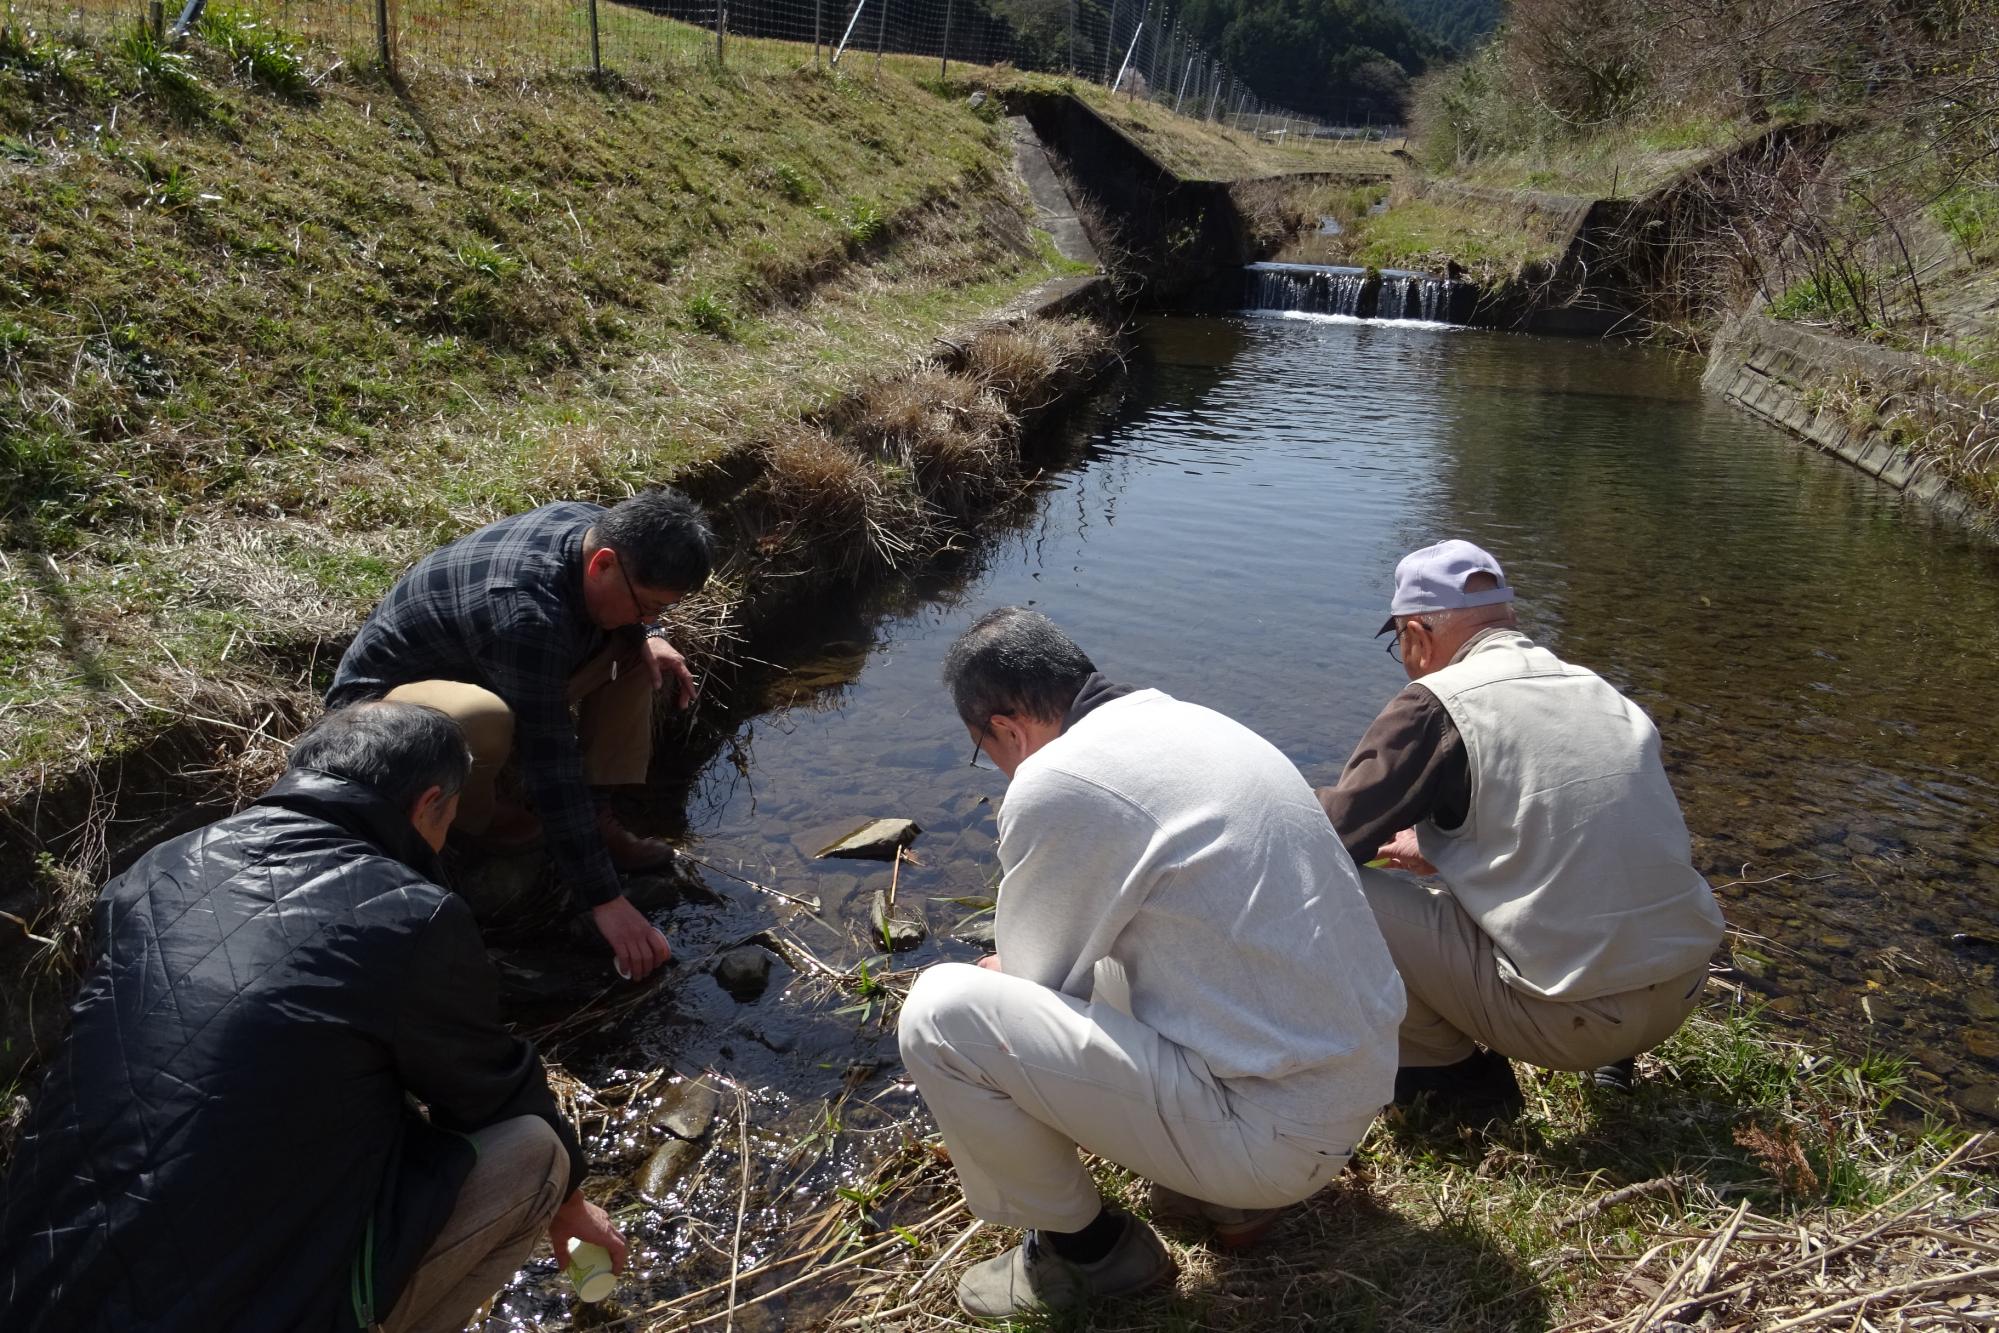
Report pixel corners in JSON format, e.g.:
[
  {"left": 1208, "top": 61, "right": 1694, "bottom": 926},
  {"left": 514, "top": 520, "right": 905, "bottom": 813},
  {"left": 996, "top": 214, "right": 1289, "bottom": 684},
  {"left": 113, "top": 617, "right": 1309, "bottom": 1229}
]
[
  {"left": 955, "top": 1211, "right": 1175, "bottom": 1318},
  {"left": 1591, "top": 1058, "right": 1637, "bottom": 1094},
  {"left": 1394, "top": 1049, "right": 1524, "bottom": 1121},
  {"left": 1148, "top": 1182, "right": 1291, "bottom": 1250},
  {"left": 596, "top": 808, "right": 679, "bottom": 872}
]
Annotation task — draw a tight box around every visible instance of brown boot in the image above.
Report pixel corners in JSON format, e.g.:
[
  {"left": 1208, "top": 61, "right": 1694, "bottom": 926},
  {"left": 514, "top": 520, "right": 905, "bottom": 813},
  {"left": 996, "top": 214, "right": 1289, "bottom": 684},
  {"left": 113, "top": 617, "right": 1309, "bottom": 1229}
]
[{"left": 596, "top": 807, "right": 679, "bottom": 872}]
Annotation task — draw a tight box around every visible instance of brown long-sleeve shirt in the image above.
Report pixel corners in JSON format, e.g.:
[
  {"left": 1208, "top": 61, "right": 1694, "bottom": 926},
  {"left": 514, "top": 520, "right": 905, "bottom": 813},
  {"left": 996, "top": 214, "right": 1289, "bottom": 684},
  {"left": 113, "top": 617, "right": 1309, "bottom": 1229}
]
[{"left": 1316, "top": 683, "right": 1472, "bottom": 864}]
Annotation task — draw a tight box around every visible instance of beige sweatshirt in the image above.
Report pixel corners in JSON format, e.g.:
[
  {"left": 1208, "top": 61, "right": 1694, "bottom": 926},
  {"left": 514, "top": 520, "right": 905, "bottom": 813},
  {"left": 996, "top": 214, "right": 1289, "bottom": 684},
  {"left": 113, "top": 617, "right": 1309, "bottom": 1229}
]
[{"left": 994, "top": 689, "right": 1405, "bottom": 1132}]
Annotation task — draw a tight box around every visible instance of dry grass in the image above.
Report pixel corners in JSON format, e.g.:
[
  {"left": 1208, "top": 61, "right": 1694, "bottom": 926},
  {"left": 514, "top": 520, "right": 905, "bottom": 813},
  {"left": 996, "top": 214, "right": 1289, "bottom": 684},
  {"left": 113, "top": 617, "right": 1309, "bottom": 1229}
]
[
  {"left": 754, "top": 422, "right": 922, "bottom": 580},
  {"left": 518, "top": 998, "right": 1993, "bottom": 1333}
]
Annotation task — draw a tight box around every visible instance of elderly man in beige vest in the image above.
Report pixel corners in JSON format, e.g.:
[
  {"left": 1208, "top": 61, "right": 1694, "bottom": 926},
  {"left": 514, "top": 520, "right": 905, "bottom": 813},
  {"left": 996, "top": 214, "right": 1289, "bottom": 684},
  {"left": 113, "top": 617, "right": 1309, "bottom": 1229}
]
[{"left": 1317, "top": 540, "right": 1724, "bottom": 1117}]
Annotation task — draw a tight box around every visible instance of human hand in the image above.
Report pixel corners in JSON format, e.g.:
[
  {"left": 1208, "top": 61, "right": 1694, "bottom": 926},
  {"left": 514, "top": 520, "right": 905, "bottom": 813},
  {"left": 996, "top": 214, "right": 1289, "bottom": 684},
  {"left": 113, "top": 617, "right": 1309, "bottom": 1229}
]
[
  {"left": 642, "top": 637, "right": 697, "bottom": 710},
  {"left": 976, "top": 953, "right": 1004, "bottom": 972},
  {"left": 591, "top": 896, "right": 672, "bottom": 981},
  {"left": 1374, "top": 828, "right": 1437, "bottom": 876},
  {"left": 548, "top": 1188, "right": 628, "bottom": 1273}
]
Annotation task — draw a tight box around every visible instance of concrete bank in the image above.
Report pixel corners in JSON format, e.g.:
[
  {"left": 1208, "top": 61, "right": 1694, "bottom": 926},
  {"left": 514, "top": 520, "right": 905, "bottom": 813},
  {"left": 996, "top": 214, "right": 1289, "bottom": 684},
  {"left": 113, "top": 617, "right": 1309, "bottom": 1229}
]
[{"left": 1705, "top": 314, "right": 1995, "bottom": 538}]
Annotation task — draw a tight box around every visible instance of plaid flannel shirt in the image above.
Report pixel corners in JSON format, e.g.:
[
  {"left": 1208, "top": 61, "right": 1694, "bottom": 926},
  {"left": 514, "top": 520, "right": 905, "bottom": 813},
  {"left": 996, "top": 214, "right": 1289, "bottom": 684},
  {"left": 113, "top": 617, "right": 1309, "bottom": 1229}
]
[{"left": 328, "top": 502, "right": 641, "bottom": 908}]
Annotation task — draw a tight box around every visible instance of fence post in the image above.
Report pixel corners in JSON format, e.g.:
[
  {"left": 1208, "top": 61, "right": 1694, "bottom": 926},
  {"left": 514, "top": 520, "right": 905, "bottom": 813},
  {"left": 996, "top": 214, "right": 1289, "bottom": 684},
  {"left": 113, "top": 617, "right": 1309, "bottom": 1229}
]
[
  {"left": 1174, "top": 53, "right": 1191, "bottom": 113},
  {"left": 815, "top": 0, "right": 823, "bottom": 67},
  {"left": 940, "top": 0, "right": 953, "bottom": 78},
  {"left": 715, "top": 1, "right": 725, "bottom": 66},
  {"left": 149, "top": 0, "right": 164, "bottom": 38},
  {"left": 588, "top": 0, "right": 601, "bottom": 77},
  {"left": 1101, "top": 0, "right": 1118, "bottom": 85},
  {"left": 374, "top": 0, "right": 391, "bottom": 70},
  {"left": 1068, "top": 0, "right": 1075, "bottom": 78},
  {"left": 874, "top": 0, "right": 884, "bottom": 75}
]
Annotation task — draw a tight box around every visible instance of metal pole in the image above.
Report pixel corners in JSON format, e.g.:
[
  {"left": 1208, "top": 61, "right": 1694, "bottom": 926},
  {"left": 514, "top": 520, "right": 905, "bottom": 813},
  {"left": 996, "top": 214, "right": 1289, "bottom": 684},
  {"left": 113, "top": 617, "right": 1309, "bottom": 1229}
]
[
  {"left": 588, "top": 0, "right": 601, "bottom": 76},
  {"left": 940, "top": 0, "right": 952, "bottom": 77},
  {"left": 815, "top": 0, "right": 823, "bottom": 67},
  {"left": 1147, "top": 15, "right": 1164, "bottom": 100},
  {"left": 832, "top": 0, "right": 866, "bottom": 64},
  {"left": 1101, "top": 0, "right": 1118, "bottom": 85},
  {"left": 1068, "top": 0, "right": 1075, "bottom": 77},
  {"left": 1112, "top": 19, "right": 1142, "bottom": 95},
  {"left": 873, "top": 0, "right": 883, "bottom": 77},
  {"left": 375, "top": 0, "right": 391, "bottom": 69},
  {"left": 715, "top": 0, "right": 725, "bottom": 65},
  {"left": 1174, "top": 53, "right": 1192, "bottom": 113},
  {"left": 1123, "top": 2, "right": 1148, "bottom": 98}
]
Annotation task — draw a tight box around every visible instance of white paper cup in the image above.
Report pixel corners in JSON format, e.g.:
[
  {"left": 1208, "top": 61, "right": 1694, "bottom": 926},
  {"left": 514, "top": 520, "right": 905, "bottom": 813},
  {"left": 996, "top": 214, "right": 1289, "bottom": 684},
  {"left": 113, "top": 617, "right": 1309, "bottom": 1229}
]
[{"left": 566, "top": 1238, "right": 616, "bottom": 1303}]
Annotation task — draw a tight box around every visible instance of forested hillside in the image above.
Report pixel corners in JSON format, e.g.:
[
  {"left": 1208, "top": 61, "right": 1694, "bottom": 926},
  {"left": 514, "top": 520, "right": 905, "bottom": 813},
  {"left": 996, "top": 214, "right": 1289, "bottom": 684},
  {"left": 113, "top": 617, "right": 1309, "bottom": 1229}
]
[
  {"left": 1390, "top": 0, "right": 1502, "bottom": 51},
  {"left": 1176, "top": 0, "right": 1438, "bottom": 122}
]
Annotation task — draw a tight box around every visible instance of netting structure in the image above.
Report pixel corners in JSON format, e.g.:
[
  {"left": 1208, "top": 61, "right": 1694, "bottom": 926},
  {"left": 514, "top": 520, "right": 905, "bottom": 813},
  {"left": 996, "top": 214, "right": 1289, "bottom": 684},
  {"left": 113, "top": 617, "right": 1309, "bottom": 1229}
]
[{"left": 1, "top": 0, "right": 1336, "bottom": 140}]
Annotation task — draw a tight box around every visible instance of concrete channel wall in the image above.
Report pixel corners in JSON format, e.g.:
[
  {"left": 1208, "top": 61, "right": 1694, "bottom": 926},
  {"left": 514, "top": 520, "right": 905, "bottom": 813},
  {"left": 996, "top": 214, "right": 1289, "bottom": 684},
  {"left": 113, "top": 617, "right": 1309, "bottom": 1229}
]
[{"left": 1704, "top": 315, "right": 1992, "bottom": 535}]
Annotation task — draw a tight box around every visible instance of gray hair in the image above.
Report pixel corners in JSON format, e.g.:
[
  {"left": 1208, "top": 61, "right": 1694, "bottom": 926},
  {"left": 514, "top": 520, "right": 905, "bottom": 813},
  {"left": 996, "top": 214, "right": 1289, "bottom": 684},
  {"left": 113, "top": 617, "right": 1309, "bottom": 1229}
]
[
  {"left": 942, "top": 607, "right": 1097, "bottom": 727},
  {"left": 288, "top": 701, "right": 473, "bottom": 809}
]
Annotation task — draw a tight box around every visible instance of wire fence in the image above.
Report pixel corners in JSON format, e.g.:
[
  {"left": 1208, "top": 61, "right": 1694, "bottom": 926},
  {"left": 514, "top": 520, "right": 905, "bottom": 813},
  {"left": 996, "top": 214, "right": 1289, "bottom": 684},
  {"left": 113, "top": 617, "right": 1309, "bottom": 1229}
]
[{"left": 1, "top": 0, "right": 1340, "bottom": 140}]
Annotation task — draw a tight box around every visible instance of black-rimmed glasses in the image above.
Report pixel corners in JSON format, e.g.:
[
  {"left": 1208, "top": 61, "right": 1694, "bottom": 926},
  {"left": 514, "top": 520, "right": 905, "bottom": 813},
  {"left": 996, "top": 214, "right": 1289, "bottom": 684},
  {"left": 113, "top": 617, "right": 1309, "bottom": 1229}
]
[{"left": 612, "top": 548, "right": 670, "bottom": 625}]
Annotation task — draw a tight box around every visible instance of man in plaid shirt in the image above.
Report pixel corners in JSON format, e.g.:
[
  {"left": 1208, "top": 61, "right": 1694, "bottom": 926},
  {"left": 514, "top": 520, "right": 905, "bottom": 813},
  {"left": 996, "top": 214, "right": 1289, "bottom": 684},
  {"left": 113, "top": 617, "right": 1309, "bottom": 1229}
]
[{"left": 328, "top": 488, "right": 715, "bottom": 981}]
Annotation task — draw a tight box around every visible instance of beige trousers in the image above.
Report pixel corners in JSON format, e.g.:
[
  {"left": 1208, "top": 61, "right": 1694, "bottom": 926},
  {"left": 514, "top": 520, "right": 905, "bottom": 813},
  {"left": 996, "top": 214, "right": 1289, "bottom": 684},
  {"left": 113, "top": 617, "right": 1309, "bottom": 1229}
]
[
  {"left": 385, "top": 643, "right": 654, "bottom": 834},
  {"left": 898, "top": 963, "right": 1372, "bottom": 1233},
  {"left": 1358, "top": 869, "right": 1706, "bottom": 1070},
  {"left": 381, "top": 1116, "right": 569, "bottom": 1333}
]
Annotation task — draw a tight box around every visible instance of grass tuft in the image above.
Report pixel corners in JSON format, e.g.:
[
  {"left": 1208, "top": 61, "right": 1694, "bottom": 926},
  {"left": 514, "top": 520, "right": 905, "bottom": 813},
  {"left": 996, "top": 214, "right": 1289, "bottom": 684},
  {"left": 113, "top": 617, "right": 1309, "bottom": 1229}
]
[{"left": 196, "top": 6, "right": 313, "bottom": 101}]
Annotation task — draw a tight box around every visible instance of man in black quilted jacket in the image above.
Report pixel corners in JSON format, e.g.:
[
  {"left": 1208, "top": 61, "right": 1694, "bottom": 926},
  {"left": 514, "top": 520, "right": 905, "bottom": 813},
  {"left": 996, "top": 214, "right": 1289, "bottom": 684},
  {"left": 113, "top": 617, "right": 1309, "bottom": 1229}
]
[{"left": 0, "top": 702, "right": 623, "bottom": 1333}]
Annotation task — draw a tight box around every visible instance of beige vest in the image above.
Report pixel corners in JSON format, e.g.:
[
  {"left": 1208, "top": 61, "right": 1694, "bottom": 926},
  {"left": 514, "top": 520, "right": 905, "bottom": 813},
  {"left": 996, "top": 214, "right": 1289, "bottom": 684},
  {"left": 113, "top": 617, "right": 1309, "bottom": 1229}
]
[{"left": 1416, "top": 630, "right": 1724, "bottom": 1001}]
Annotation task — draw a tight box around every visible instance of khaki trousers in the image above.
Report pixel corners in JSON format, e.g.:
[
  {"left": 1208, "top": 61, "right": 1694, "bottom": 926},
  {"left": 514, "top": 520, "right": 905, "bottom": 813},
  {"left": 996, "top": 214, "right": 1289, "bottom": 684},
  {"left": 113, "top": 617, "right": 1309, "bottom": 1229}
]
[
  {"left": 898, "top": 963, "right": 1372, "bottom": 1233},
  {"left": 385, "top": 643, "right": 654, "bottom": 834},
  {"left": 1358, "top": 869, "right": 1706, "bottom": 1070},
  {"left": 381, "top": 1116, "right": 569, "bottom": 1333}
]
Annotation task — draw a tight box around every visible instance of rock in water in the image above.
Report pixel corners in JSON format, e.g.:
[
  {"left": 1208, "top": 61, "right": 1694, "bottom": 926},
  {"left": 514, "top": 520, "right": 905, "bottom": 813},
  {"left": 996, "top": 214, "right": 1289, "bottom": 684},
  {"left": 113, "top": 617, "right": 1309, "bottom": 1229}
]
[
  {"left": 816, "top": 818, "right": 921, "bottom": 860},
  {"left": 715, "top": 947, "right": 774, "bottom": 1002},
  {"left": 953, "top": 916, "right": 996, "bottom": 949},
  {"left": 871, "top": 889, "right": 926, "bottom": 952},
  {"left": 657, "top": 1077, "right": 722, "bottom": 1141},
  {"left": 635, "top": 1137, "right": 699, "bottom": 1201}
]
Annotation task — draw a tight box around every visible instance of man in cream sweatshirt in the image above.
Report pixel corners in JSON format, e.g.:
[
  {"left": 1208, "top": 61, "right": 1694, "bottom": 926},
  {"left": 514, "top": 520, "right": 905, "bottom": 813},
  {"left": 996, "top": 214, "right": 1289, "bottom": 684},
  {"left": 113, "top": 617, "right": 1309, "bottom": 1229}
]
[
  {"left": 1319, "top": 540, "right": 1725, "bottom": 1116},
  {"left": 899, "top": 607, "right": 1404, "bottom": 1319}
]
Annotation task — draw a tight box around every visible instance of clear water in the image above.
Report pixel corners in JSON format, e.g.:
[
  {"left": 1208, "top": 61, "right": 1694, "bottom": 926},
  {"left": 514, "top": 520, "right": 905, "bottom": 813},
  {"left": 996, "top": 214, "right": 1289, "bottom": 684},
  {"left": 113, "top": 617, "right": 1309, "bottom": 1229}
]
[{"left": 496, "top": 311, "right": 1999, "bottom": 1324}]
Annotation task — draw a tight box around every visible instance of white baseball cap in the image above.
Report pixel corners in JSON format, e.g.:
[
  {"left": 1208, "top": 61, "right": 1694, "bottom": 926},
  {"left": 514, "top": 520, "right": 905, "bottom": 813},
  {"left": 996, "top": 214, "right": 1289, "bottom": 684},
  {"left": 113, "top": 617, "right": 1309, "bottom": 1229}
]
[{"left": 1376, "top": 539, "right": 1516, "bottom": 636}]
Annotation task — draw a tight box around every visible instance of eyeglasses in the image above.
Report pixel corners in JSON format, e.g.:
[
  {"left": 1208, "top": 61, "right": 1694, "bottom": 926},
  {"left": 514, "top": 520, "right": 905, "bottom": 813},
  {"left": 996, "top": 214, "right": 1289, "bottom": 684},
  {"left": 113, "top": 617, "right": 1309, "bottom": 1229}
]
[
  {"left": 1384, "top": 618, "right": 1428, "bottom": 664},
  {"left": 967, "top": 713, "right": 1009, "bottom": 769},
  {"left": 611, "top": 548, "right": 672, "bottom": 625}
]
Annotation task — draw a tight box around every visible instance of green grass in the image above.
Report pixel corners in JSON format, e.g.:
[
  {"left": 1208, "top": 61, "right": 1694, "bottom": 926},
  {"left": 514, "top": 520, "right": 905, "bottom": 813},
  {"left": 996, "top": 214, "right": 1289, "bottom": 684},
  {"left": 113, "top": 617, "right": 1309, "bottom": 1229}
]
[
  {"left": 0, "top": 22, "right": 1075, "bottom": 796},
  {"left": 1345, "top": 194, "right": 1569, "bottom": 283}
]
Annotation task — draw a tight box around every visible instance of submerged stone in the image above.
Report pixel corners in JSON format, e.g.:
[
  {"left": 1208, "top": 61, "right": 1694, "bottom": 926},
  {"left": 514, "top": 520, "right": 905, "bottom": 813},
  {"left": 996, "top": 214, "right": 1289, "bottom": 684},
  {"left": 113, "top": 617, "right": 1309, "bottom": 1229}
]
[
  {"left": 715, "top": 947, "right": 774, "bottom": 1002},
  {"left": 636, "top": 1137, "right": 700, "bottom": 1201},
  {"left": 816, "top": 818, "right": 921, "bottom": 860},
  {"left": 954, "top": 916, "right": 997, "bottom": 949},
  {"left": 657, "top": 1078, "right": 722, "bottom": 1141},
  {"left": 871, "top": 889, "right": 926, "bottom": 952}
]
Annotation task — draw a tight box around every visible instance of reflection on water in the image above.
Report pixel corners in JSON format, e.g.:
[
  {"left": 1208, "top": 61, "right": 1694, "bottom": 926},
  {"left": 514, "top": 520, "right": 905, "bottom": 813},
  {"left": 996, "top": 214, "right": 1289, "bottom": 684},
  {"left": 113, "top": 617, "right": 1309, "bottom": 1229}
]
[{"left": 498, "top": 311, "right": 1999, "bottom": 1323}]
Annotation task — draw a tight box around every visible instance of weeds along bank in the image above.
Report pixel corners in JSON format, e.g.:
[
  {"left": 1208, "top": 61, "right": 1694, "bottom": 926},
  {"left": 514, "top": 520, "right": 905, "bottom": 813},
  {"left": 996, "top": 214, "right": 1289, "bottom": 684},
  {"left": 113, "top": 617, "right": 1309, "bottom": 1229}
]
[{"left": 0, "top": 20, "right": 1120, "bottom": 1064}]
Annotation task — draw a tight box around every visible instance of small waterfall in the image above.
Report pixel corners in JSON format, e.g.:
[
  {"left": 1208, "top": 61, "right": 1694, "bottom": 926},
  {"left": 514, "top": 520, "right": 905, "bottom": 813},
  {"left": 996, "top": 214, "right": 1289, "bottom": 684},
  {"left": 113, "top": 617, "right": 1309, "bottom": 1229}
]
[{"left": 1242, "top": 262, "right": 1465, "bottom": 325}]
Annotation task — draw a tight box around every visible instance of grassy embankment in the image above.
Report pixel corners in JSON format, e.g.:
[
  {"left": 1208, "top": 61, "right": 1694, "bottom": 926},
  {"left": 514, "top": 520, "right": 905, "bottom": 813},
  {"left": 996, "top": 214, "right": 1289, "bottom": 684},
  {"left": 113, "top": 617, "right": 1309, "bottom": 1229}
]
[
  {"left": 543, "top": 997, "right": 1995, "bottom": 1332},
  {"left": 0, "top": 12, "right": 1104, "bottom": 803}
]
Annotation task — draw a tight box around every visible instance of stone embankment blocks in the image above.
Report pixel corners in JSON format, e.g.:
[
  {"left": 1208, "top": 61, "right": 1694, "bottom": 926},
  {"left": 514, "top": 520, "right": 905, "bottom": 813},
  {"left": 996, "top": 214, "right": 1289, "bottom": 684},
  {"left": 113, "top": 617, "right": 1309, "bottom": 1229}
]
[{"left": 1706, "top": 315, "right": 1989, "bottom": 535}]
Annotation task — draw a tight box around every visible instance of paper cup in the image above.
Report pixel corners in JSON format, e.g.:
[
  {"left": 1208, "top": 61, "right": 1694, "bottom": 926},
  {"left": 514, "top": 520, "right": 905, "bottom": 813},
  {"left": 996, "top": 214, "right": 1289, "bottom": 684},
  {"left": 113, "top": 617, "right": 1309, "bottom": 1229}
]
[{"left": 566, "top": 1238, "right": 616, "bottom": 1303}]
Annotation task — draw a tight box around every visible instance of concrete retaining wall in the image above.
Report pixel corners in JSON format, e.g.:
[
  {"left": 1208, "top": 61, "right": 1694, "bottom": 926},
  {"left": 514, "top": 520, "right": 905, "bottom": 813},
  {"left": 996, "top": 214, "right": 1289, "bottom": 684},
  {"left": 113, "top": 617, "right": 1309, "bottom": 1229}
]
[{"left": 1705, "top": 315, "right": 1990, "bottom": 534}]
